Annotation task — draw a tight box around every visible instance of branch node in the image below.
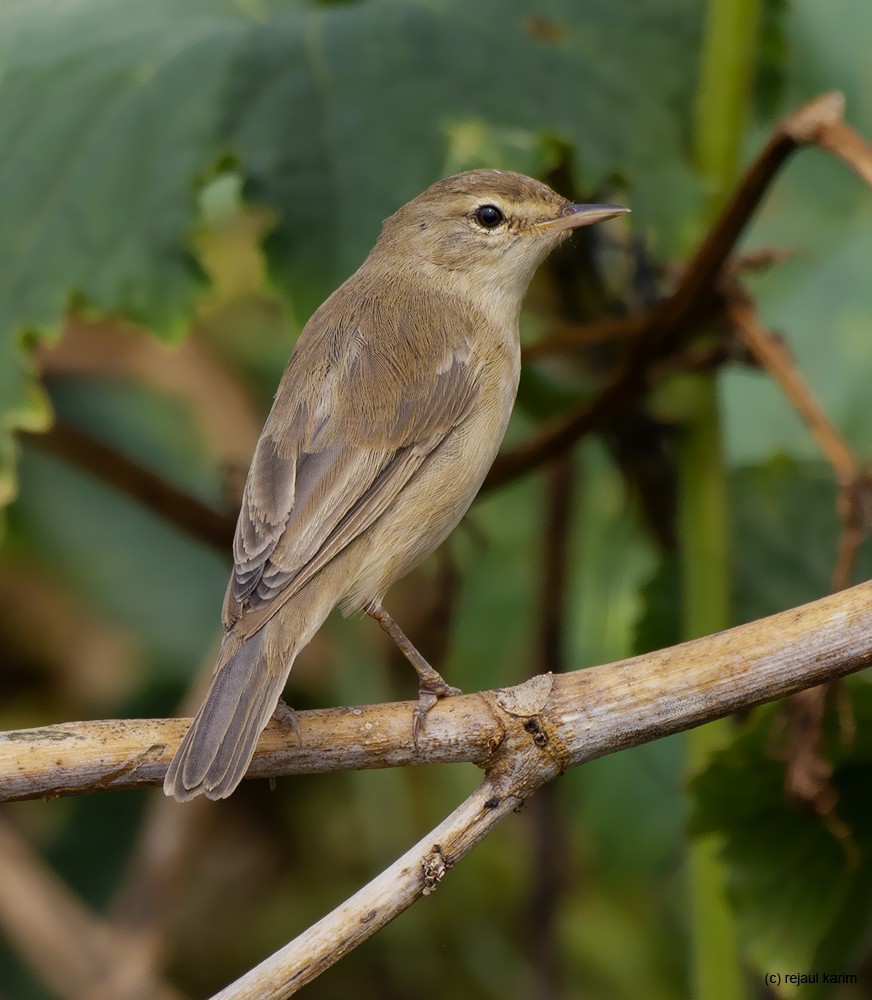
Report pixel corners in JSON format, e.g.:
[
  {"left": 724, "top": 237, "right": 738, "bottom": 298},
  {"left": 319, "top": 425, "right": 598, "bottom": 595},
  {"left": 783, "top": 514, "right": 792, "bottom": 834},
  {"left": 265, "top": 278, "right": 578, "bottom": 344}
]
[
  {"left": 494, "top": 673, "right": 554, "bottom": 717},
  {"left": 421, "top": 846, "right": 449, "bottom": 896},
  {"left": 780, "top": 91, "right": 845, "bottom": 143}
]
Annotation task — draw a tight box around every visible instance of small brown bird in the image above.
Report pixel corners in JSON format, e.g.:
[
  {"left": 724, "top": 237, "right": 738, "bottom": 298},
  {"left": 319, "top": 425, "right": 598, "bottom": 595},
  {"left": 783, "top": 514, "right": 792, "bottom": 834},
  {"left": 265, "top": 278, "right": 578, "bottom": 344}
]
[{"left": 164, "top": 169, "right": 627, "bottom": 801}]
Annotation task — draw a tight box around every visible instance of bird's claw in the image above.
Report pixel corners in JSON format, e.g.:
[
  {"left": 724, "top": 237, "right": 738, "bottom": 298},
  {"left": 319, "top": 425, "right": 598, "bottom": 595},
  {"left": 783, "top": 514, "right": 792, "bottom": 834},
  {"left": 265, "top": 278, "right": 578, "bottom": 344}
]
[
  {"left": 271, "top": 698, "right": 302, "bottom": 745},
  {"left": 412, "top": 680, "right": 462, "bottom": 748}
]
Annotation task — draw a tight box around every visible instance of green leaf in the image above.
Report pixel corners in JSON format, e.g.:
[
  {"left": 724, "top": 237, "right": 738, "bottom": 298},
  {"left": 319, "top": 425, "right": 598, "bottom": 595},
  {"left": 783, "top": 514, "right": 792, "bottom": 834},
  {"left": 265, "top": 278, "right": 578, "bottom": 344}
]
[
  {"left": 689, "top": 682, "right": 872, "bottom": 991},
  {"left": 732, "top": 458, "right": 872, "bottom": 623},
  {"left": 635, "top": 457, "right": 872, "bottom": 645},
  {"left": 689, "top": 457, "right": 872, "bottom": 992},
  {"left": 0, "top": 0, "right": 702, "bottom": 503},
  {"left": 0, "top": 0, "right": 257, "bottom": 500},
  {"left": 224, "top": 0, "right": 703, "bottom": 311}
]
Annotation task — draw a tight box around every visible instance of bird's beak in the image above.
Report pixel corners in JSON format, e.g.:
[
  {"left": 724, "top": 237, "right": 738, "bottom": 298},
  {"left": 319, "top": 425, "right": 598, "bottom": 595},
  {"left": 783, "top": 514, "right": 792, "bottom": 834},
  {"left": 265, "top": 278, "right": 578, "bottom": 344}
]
[{"left": 533, "top": 203, "right": 630, "bottom": 234}]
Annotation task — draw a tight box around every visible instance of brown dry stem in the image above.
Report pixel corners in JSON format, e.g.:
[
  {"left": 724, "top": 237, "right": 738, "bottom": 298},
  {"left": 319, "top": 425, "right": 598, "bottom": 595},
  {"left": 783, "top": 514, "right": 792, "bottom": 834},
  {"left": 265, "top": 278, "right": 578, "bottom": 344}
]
[
  {"left": 487, "top": 93, "right": 851, "bottom": 491},
  {"left": 725, "top": 290, "right": 858, "bottom": 483}
]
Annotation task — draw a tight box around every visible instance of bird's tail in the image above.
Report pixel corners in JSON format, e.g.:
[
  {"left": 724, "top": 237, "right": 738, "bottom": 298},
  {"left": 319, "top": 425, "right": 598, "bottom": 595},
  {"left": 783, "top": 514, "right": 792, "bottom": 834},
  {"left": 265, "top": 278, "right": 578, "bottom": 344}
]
[{"left": 163, "top": 622, "right": 296, "bottom": 802}]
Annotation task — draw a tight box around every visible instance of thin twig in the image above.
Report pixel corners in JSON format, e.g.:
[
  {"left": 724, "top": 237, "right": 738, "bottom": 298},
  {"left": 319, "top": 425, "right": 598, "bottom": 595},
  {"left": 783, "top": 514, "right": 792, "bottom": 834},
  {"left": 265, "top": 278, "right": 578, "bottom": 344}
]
[
  {"left": 832, "top": 474, "right": 872, "bottom": 592},
  {"left": 211, "top": 776, "right": 528, "bottom": 999},
  {"left": 24, "top": 421, "right": 236, "bottom": 551},
  {"left": 522, "top": 251, "right": 790, "bottom": 363},
  {"left": 725, "top": 278, "right": 872, "bottom": 819},
  {"left": 487, "top": 93, "right": 850, "bottom": 491},
  {"left": 522, "top": 314, "right": 648, "bottom": 360},
  {"left": 725, "top": 289, "right": 872, "bottom": 591},
  {"left": 816, "top": 118, "right": 872, "bottom": 187},
  {"left": 660, "top": 92, "right": 845, "bottom": 337},
  {"left": 725, "top": 290, "right": 858, "bottom": 484}
]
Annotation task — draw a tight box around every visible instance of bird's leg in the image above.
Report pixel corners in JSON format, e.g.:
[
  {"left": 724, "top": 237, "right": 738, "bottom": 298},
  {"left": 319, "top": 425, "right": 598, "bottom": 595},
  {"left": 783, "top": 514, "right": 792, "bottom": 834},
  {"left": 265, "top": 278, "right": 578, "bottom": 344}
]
[
  {"left": 365, "top": 601, "right": 462, "bottom": 744},
  {"left": 270, "top": 697, "right": 302, "bottom": 743}
]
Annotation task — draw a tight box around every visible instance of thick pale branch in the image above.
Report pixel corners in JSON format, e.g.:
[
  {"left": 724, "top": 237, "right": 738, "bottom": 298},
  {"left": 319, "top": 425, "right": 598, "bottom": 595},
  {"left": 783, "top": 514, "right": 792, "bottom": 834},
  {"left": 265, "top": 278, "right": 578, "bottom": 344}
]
[
  {"left": 207, "top": 579, "right": 872, "bottom": 999},
  {"left": 2, "top": 580, "right": 871, "bottom": 804}
]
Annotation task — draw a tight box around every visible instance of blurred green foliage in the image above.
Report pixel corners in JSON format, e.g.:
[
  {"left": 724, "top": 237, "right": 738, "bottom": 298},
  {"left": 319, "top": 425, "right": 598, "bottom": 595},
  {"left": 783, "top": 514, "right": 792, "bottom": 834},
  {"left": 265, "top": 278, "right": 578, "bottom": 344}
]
[
  {"left": 1, "top": 0, "right": 872, "bottom": 998},
  {"left": 0, "top": 0, "right": 701, "bottom": 501}
]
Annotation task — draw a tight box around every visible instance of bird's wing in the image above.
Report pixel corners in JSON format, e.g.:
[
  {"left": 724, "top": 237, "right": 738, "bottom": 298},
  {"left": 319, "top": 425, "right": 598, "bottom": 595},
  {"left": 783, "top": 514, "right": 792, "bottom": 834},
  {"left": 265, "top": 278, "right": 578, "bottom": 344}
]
[{"left": 223, "top": 287, "right": 482, "bottom": 631}]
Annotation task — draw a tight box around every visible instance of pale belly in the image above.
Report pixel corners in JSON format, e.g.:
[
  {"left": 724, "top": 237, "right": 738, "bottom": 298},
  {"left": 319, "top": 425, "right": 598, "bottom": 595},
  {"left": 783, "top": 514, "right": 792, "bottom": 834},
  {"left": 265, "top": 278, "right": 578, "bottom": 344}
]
[{"left": 340, "top": 346, "right": 519, "bottom": 610}]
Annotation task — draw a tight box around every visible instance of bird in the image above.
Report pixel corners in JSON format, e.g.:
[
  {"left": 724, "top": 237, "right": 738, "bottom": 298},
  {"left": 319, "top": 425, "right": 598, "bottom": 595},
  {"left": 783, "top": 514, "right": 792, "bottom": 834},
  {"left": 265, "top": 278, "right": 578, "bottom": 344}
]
[{"left": 163, "top": 169, "right": 628, "bottom": 801}]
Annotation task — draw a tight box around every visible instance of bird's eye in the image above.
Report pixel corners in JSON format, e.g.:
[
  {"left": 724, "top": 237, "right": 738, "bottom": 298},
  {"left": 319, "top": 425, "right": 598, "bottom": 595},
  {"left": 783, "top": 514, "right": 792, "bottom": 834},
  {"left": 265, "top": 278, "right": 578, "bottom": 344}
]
[{"left": 473, "top": 204, "right": 505, "bottom": 229}]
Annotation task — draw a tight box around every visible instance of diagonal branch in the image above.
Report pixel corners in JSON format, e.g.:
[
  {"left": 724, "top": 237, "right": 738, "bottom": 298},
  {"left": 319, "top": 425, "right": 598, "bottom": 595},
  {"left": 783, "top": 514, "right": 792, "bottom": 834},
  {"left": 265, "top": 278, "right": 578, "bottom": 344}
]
[
  {"left": 725, "top": 289, "right": 859, "bottom": 484},
  {"left": 25, "top": 421, "right": 236, "bottom": 551},
  {"left": 212, "top": 578, "right": 872, "bottom": 999},
  {"left": 2, "top": 578, "right": 870, "bottom": 997},
  {"left": 211, "top": 778, "right": 527, "bottom": 999},
  {"left": 724, "top": 281, "right": 872, "bottom": 818},
  {"left": 720, "top": 101, "right": 872, "bottom": 594},
  {"left": 486, "top": 92, "right": 852, "bottom": 491},
  {"left": 725, "top": 286, "right": 872, "bottom": 593}
]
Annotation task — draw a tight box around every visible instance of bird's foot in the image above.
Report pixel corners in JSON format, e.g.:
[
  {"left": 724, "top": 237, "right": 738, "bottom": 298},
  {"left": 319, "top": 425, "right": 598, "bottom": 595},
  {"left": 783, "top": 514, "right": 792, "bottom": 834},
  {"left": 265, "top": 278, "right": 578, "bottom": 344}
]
[
  {"left": 271, "top": 698, "right": 302, "bottom": 744},
  {"left": 412, "top": 675, "right": 463, "bottom": 747},
  {"left": 364, "top": 600, "right": 461, "bottom": 748}
]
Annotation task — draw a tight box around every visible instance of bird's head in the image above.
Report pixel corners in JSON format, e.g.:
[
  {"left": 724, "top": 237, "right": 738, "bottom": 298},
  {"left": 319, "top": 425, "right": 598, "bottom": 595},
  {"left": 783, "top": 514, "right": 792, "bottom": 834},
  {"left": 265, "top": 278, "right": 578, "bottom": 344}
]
[{"left": 373, "top": 169, "right": 628, "bottom": 305}]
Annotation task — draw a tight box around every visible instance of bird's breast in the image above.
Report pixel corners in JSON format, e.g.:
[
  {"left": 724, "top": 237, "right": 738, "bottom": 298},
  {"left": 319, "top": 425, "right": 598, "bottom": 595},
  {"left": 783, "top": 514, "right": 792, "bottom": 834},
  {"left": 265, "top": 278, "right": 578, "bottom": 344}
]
[{"left": 340, "top": 324, "right": 520, "bottom": 610}]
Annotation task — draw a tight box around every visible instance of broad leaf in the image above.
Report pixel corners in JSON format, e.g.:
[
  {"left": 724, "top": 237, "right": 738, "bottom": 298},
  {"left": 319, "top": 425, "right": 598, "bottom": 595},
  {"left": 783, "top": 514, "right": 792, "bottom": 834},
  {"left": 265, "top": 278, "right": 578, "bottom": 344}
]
[
  {"left": 690, "top": 684, "right": 872, "bottom": 993},
  {"left": 0, "top": 0, "right": 702, "bottom": 503}
]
